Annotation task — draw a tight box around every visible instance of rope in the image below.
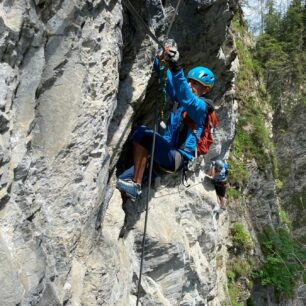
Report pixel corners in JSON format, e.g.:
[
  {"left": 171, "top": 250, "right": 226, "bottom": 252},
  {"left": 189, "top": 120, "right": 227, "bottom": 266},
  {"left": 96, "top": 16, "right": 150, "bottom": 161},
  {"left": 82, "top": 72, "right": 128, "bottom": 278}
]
[
  {"left": 159, "top": 61, "right": 169, "bottom": 127},
  {"left": 161, "top": 0, "right": 182, "bottom": 125},
  {"left": 136, "top": 95, "right": 158, "bottom": 306},
  {"left": 165, "top": 0, "right": 183, "bottom": 38},
  {"left": 121, "top": 1, "right": 182, "bottom": 304},
  {"left": 123, "top": 0, "right": 165, "bottom": 50}
]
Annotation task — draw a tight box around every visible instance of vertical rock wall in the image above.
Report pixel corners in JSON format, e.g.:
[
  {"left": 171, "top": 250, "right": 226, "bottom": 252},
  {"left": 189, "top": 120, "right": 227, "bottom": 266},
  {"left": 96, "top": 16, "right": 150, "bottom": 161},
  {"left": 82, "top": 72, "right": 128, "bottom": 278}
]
[
  {"left": 275, "top": 103, "right": 306, "bottom": 243},
  {"left": 0, "top": 0, "right": 241, "bottom": 305},
  {"left": 1, "top": 0, "right": 123, "bottom": 304}
]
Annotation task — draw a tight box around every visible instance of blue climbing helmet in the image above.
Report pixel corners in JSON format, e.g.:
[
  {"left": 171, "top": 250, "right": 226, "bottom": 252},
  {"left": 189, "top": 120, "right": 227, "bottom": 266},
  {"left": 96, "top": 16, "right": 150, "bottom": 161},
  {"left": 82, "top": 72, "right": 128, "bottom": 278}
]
[
  {"left": 187, "top": 66, "right": 215, "bottom": 89},
  {"left": 215, "top": 160, "right": 224, "bottom": 171}
]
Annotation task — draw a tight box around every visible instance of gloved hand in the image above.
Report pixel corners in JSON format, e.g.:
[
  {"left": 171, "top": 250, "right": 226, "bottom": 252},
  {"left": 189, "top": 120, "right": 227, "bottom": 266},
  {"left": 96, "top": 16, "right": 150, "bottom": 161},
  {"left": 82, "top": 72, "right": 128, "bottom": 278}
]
[
  {"left": 164, "top": 47, "right": 179, "bottom": 63},
  {"left": 157, "top": 39, "right": 180, "bottom": 71},
  {"left": 163, "top": 38, "right": 179, "bottom": 63}
]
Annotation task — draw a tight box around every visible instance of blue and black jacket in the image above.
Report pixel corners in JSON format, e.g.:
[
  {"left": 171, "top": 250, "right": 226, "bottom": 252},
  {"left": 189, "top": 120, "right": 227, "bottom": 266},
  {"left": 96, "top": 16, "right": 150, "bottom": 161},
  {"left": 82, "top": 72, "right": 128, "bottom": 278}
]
[
  {"left": 213, "top": 162, "right": 229, "bottom": 183},
  {"left": 154, "top": 58, "right": 208, "bottom": 161}
]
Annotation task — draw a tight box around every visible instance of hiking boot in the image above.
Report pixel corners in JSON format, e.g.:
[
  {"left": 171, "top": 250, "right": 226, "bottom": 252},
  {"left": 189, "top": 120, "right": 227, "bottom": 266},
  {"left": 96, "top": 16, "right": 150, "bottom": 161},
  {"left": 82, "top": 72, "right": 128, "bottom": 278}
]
[{"left": 116, "top": 178, "right": 142, "bottom": 201}]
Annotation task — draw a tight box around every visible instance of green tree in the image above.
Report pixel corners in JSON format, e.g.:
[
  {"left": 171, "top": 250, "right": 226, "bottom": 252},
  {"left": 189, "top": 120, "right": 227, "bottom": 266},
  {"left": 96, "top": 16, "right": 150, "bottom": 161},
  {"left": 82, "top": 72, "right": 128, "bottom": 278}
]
[
  {"left": 255, "top": 227, "right": 306, "bottom": 299},
  {"left": 255, "top": 34, "right": 288, "bottom": 98},
  {"left": 264, "top": 0, "right": 282, "bottom": 38},
  {"left": 255, "top": 0, "right": 306, "bottom": 100},
  {"left": 280, "top": 0, "right": 305, "bottom": 81}
]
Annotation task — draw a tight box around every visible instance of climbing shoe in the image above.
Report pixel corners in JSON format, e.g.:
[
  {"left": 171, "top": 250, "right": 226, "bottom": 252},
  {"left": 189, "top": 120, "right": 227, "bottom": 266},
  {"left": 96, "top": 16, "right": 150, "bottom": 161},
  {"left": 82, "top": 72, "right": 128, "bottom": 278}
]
[
  {"left": 116, "top": 178, "right": 142, "bottom": 202},
  {"left": 213, "top": 206, "right": 225, "bottom": 214}
]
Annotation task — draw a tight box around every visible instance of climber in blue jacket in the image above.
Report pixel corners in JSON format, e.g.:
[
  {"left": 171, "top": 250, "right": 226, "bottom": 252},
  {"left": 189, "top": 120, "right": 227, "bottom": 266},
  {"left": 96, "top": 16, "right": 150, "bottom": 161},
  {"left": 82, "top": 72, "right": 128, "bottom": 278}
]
[{"left": 116, "top": 40, "right": 215, "bottom": 201}]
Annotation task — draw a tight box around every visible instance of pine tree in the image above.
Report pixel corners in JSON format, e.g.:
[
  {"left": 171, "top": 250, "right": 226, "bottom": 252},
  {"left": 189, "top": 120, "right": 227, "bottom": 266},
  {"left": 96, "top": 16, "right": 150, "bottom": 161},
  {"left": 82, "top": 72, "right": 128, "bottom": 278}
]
[
  {"left": 255, "top": 0, "right": 306, "bottom": 98},
  {"left": 264, "top": 1, "right": 282, "bottom": 38},
  {"left": 281, "top": 0, "right": 304, "bottom": 82}
]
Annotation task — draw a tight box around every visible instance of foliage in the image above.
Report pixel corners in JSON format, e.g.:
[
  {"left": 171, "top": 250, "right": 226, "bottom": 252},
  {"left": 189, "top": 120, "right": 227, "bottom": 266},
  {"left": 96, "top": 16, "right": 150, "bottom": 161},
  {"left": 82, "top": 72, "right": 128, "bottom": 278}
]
[
  {"left": 264, "top": 1, "right": 282, "bottom": 38},
  {"left": 226, "top": 256, "right": 255, "bottom": 305},
  {"left": 227, "top": 258, "right": 253, "bottom": 279},
  {"left": 254, "top": 34, "right": 288, "bottom": 102},
  {"left": 226, "top": 223, "right": 255, "bottom": 306},
  {"left": 284, "top": 189, "right": 306, "bottom": 243},
  {"left": 278, "top": 208, "right": 291, "bottom": 228},
  {"left": 232, "top": 1, "right": 306, "bottom": 302},
  {"left": 227, "top": 271, "right": 236, "bottom": 283},
  {"left": 231, "top": 223, "right": 252, "bottom": 252},
  {"left": 231, "top": 14, "right": 277, "bottom": 177},
  {"left": 275, "top": 178, "right": 283, "bottom": 192},
  {"left": 255, "top": 34, "right": 288, "bottom": 72},
  {"left": 254, "top": 227, "right": 306, "bottom": 298},
  {"left": 228, "top": 282, "right": 244, "bottom": 306},
  {"left": 228, "top": 156, "right": 248, "bottom": 189},
  {"left": 236, "top": 40, "right": 261, "bottom": 90},
  {"left": 255, "top": 0, "right": 306, "bottom": 103},
  {"left": 246, "top": 298, "right": 256, "bottom": 306},
  {"left": 226, "top": 219, "right": 255, "bottom": 305},
  {"left": 227, "top": 187, "right": 242, "bottom": 200},
  {"left": 237, "top": 111, "right": 273, "bottom": 172},
  {"left": 227, "top": 267, "right": 250, "bottom": 306}
]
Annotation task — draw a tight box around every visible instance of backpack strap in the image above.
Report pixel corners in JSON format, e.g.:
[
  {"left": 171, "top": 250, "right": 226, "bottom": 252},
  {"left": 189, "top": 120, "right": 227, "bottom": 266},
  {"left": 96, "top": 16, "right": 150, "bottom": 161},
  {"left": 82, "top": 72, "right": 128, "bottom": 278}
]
[
  {"left": 181, "top": 98, "right": 209, "bottom": 156},
  {"left": 183, "top": 97, "right": 215, "bottom": 136},
  {"left": 181, "top": 111, "right": 199, "bottom": 158},
  {"left": 180, "top": 97, "right": 217, "bottom": 158}
]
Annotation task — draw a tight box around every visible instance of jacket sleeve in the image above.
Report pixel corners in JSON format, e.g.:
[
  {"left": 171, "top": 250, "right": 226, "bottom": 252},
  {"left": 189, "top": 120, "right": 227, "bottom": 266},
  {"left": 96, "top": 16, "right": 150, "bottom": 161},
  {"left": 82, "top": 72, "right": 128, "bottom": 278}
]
[
  {"left": 153, "top": 57, "right": 176, "bottom": 103},
  {"left": 171, "top": 68, "right": 206, "bottom": 125}
]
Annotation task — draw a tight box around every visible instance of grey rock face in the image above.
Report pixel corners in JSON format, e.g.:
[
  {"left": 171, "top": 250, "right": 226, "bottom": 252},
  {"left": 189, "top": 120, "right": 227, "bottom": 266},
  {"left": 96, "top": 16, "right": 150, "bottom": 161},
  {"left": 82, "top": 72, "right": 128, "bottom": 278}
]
[
  {"left": 0, "top": 0, "right": 239, "bottom": 305},
  {"left": 104, "top": 171, "right": 230, "bottom": 305},
  {"left": 276, "top": 103, "right": 306, "bottom": 242},
  {"left": 244, "top": 159, "right": 279, "bottom": 232}
]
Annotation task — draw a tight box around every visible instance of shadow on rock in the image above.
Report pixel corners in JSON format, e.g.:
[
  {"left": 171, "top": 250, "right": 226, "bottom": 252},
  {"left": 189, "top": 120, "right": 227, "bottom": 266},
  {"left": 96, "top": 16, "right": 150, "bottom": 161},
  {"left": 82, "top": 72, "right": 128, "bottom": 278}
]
[
  {"left": 118, "top": 189, "right": 154, "bottom": 239},
  {"left": 202, "top": 175, "right": 215, "bottom": 192}
]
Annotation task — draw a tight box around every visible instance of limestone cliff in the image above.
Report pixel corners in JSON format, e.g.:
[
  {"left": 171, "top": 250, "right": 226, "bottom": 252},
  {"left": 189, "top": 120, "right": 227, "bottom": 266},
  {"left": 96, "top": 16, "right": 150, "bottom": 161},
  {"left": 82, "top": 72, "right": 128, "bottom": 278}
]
[
  {"left": 0, "top": 0, "right": 290, "bottom": 305},
  {"left": 274, "top": 100, "right": 306, "bottom": 244}
]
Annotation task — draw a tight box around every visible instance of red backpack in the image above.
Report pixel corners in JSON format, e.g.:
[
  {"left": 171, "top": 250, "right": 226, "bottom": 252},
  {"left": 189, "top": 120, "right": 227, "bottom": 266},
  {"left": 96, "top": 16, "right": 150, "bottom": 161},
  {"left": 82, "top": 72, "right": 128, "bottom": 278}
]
[{"left": 182, "top": 102, "right": 218, "bottom": 156}]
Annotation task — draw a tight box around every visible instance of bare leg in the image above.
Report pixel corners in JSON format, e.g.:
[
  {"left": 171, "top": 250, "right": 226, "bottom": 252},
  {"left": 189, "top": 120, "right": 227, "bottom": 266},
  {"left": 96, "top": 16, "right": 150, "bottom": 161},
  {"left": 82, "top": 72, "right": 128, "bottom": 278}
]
[
  {"left": 216, "top": 194, "right": 221, "bottom": 206},
  {"left": 133, "top": 142, "right": 149, "bottom": 184},
  {"left": 219, "top": 196, "right": 226, "bottom": 209}
]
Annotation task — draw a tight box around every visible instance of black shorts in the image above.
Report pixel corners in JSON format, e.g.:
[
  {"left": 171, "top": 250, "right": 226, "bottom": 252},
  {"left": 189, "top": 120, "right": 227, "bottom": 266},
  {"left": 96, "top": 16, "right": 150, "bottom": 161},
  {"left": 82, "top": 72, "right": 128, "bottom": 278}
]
[{"left": 214, "top": 182, "right": 226, "bottom": 197}]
